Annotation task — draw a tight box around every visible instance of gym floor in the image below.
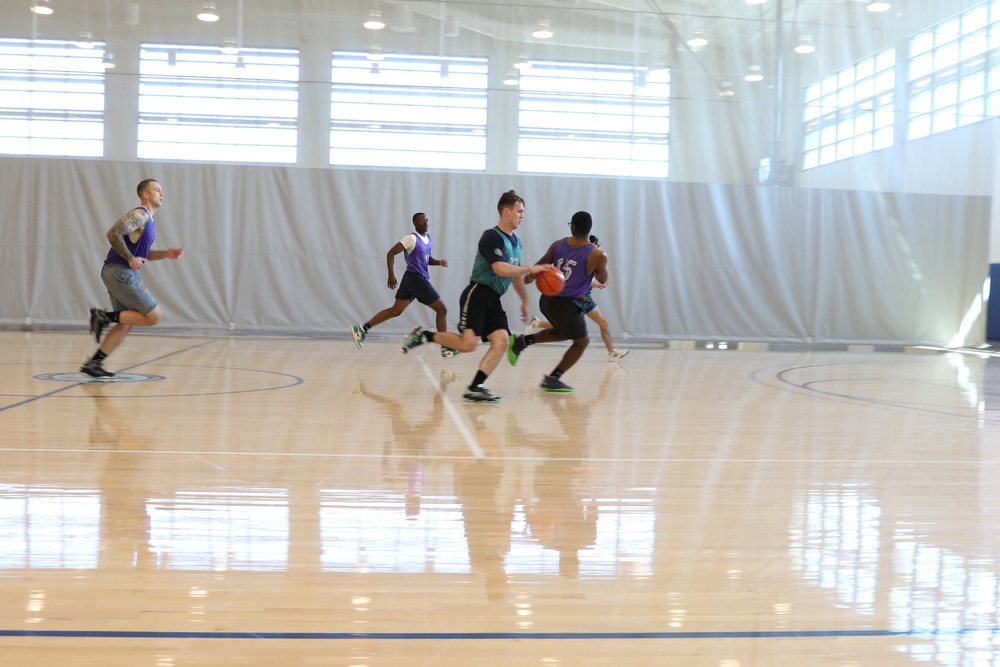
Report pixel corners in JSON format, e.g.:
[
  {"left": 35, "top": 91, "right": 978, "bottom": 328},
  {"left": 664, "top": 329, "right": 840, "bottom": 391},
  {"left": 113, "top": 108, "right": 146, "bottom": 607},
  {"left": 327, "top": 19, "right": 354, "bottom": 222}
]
[{"left": 1, "top": 331, "right": 998, "bottom": 666}]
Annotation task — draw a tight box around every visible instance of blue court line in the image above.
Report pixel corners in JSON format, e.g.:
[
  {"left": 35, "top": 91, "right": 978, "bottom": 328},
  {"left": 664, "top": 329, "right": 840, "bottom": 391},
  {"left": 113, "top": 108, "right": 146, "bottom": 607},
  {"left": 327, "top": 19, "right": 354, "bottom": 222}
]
[
  {"left": 1, "top": 628, "right": 997, "bottom": 640},
  {"left": 0, "top": 339, "right": 218, "bottom": 414}
]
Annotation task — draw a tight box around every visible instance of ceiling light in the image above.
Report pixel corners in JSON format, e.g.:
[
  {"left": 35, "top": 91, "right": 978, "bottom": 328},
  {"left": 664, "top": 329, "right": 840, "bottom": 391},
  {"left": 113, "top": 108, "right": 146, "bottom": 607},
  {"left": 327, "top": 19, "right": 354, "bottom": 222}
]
[
  {"left": 514, "top": 54, "right": 531, "bottom": 71},
  {"left": 367, "top": 45, "right": 384, "bottom": 61},
  {"left": 444, "top": 18, "right": 460, "bottom": 37},
  {"left": 30, "top": 0, "right": 53, "bottom": 15},
  {"left": 220, "top": 39, "right": 239, "bottom": 55},
  {"left": 531, "top": 20, "right": 553, "bottom": 39},
  {"left": 744, "top": 65, "right": 763, "bottom": 82},
  {"left": 101, "top": 52, "right": 116, "bottom": 69},
  {"left": 866, "top": 0, "right": 891, "bottom": 12},
  {"left": 503, "top": 70, "right": 519, "bottom": 86},
  {"left": 718, "top": 81, "right": 735, "bottom": 97},
  {"left": 391, "top": 7, "right": 415, "bottom": 33},
  {"left": 686, "top": 32, "right": 708, "bottom": 49},
  {"left": 794, "top": 34, "right": 816, "bottom": 54},
  {"left": 74, "top": 32, "right": 95, "bottom": 49},
  {"left": 363, "top": 9, "right": 384, "bottom": 30},
  {"left": 196, "top": 3, "right": 219, "bottom": 22}
]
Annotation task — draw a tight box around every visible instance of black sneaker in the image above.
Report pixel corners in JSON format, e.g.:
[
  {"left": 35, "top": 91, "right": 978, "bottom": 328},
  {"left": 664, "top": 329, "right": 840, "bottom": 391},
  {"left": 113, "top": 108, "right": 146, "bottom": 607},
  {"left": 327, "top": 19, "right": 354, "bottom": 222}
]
[
  {"left": 89, "top": 308, "right": 111, "bottom": 343},
  {"left": 463, "top": 385, "right": 501, "bottom": 402},
  {"left": 80, "top": 357, "right": 114, "bottom": 378},
  {"left": 540, "top": 375, "right": 572, "bottom": 393}
]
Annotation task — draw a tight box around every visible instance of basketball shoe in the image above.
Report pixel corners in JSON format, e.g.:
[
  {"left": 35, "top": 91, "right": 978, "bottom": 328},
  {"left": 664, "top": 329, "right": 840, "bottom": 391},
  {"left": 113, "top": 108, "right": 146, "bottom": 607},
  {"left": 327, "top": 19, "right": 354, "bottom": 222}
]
[
  {"left": 440, "top": 346, "right": 462, "bottom": 358},
  {"left": 401, "top": 325, "right": 426, "bottom": 353},
  {"left": 80, "top": 357, "right": 114, "bottom": 378},
  {"left": 89, "top": 308, "right": 112, "bottom": 343},
  {"left": 506, "top": 334, "right": 525, "bottom": 366},
  {"left": 463, "top": 385, "right": 500, "bottom": 403},
  {"left": 608, "top": 348, "right": 629, "bottom": 362},
  {"left": 540, "top": 375, "right": 572, "bottom": 393},
  {"left": 525, "top": 316, "right": 543, "bottom": 335},
  {"left": 351, "top": 325, "right": 366, "bottom": 349}
]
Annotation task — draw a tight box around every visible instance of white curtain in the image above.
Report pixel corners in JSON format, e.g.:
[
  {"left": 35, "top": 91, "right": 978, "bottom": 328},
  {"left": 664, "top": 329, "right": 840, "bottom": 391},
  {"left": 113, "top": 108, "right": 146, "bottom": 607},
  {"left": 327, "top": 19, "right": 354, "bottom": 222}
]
[{"left": 0, "top": 156, "right": 989, "bottom": 346}]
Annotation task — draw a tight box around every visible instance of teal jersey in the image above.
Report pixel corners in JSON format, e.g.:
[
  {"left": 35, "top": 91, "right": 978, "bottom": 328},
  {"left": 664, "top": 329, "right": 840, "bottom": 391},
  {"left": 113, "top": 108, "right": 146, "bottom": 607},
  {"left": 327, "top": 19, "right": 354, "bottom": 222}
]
[{"left": 470, "top": 226, "right": 522, "bottom": 295}]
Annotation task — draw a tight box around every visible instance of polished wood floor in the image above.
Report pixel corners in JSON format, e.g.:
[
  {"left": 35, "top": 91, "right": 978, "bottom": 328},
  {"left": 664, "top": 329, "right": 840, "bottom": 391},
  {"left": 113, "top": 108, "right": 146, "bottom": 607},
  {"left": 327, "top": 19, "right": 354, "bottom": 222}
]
[{"left": 2, "top": 330, "right": 999, "bottom": 666}]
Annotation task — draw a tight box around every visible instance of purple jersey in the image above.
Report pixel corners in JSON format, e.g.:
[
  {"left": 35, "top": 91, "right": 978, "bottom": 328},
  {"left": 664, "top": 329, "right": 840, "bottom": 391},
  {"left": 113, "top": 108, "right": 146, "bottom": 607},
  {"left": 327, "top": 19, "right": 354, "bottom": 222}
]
[
  {"left": 552, "top": 238, "right": 595, "bottom": 298},
  {"left": 403, "top": 232, "right": 432, "bottom": 280},
  {"left": 105, "top": 207, "right": 155, "bottom": 268}
]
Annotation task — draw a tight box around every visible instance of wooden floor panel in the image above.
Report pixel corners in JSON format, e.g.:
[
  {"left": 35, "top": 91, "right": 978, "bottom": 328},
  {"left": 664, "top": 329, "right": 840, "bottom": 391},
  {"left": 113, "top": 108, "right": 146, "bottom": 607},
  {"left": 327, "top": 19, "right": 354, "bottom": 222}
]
[{"left": 1, "top": 331, "right": 999, "bottom": 666}]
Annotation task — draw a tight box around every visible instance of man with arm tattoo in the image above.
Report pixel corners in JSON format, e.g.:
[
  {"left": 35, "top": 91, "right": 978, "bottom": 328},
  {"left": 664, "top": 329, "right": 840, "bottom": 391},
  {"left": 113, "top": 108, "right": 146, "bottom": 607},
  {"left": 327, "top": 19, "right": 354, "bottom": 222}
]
[{"left": 81, "top": 179, "right": 183, "bottom": 378}]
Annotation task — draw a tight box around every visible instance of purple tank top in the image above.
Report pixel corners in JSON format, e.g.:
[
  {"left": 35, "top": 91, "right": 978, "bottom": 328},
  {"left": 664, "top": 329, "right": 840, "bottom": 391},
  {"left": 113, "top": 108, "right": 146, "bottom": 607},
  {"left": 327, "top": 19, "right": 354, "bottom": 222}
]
[
  {"left": 552, "top": 238, "right": 595, "bottom": 298},
  {"left": 404, "top": 232, "right": 432, "bottom": 280},
  {"left": 105, "top": 207, "right": 155, "bottom": 268}
]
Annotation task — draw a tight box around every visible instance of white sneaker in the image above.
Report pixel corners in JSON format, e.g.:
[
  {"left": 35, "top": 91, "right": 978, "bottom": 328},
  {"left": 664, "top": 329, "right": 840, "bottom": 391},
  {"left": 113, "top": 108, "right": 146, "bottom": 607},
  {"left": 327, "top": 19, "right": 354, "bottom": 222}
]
[
  {"left": 525, "top": 316, "right": 543, "bottom": 335},
  {"left": 608, "top": 348, "right": 629, "bottom": 362}
]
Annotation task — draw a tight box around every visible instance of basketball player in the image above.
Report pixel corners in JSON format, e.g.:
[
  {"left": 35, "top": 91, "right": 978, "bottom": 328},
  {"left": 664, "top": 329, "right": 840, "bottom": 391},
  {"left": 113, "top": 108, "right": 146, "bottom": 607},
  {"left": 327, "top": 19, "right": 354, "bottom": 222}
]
[
  {"left": 351, "top": 212, "right": 459, "bottom": 358},
  {"left": 401, "top": 189, "right": 551, "bottom": 403},
  {"left": 81, "top": 179, "right": 183, "bottom": 378},
  {"left": 507, "top": 211, "right": 609, "bottom": 393},
  {"left": 524, "top": 234, "right": 628, "bottom": 362}
]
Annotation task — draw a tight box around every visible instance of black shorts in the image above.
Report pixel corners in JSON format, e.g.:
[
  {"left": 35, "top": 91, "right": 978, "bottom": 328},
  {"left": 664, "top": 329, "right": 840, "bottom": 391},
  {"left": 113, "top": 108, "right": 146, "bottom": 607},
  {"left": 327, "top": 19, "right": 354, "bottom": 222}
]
[
  {"left": 458, "top": 282, "right": 509, "bottom": 342},
  {"left": 395, "top": 270, "right": 441, "bottom": 306},
  {"left": 539, "top": 294, "right": 589, "bottom": 340}
]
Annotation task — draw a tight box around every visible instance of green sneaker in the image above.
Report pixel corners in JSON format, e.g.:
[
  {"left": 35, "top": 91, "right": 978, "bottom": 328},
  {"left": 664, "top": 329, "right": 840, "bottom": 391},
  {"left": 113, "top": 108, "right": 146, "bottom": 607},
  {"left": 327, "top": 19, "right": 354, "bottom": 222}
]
[
  {"left": 402, "top": 325, "right": 426, "bottom": 353},
  {"left": 506, "top": 334, "right": 524, "bottom": 367},
  {"left": 351, "top": 325, "right": 366, "bottom": 349}
]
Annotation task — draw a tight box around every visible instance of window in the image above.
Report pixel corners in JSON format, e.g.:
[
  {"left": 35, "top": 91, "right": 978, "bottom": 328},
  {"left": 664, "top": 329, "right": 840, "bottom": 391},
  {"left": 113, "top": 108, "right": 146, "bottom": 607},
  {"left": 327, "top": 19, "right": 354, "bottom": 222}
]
[
  {"left": 517, "top": 61, "right": 670, "bottom": 178},
  {"left": 138, "top": 44, "right": 299, "bottom": 163},
  {"left": 0, "top": 38, "right": 106, "bottom": 157},
  {"left": 330, "top": 52, "right": 488, "bottom": 170},
  {"left": 907, "top": 1, "right": 1000, "bottom": 140},
  {"left": 802, "top": 48, "right": 895, "bottom": 170}
]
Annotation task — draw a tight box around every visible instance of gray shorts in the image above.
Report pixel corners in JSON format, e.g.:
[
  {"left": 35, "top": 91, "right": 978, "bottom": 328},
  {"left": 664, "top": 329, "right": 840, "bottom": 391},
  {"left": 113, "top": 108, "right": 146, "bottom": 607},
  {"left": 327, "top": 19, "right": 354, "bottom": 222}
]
[{"left": 101, "top": 263, "right": 158, "bottom": 315}]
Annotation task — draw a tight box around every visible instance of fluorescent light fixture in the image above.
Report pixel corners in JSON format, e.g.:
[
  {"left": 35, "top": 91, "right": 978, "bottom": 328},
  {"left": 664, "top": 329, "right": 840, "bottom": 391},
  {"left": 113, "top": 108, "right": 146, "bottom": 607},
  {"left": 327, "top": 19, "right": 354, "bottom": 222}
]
[
  {"left": 866, "top": 0, "right": 891, "bottom": 12},
  {"left": 503, "top": 70, "right": 519, "bottom": 86},
  {"left": 363, "top": 9, "right": 384, "bottom": 30},
  {"left": 531, "top": 20, "right": 553, "bottom": 39},
  {"left": 745, "top": 65, "right": 763, "bottom": 82},
  {"left": 220, "top": 39, "right": 239, "bottom": 55},
  {"left": 196, "top": 3, "right": 220, "bottom": 22},
  {"left": 686, "top": 32, "right": 708, "bottom": 48},
  {"left": 794, "top": 34, "right": 816, "bottom": 54},
  {"left": 30, "top": 0, "right": 53, "bottom": 15},
  {"left": 74, "top": 32, "right": 95, "bottom": 49}
]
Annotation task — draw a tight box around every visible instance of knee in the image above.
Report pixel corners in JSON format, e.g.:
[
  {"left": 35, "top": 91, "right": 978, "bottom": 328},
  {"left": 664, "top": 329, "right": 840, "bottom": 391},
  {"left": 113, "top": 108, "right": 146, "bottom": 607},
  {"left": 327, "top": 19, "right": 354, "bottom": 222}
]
[
  {"left": 145, "top": 307, "right": 162, "bottom": 325},
  {"left": 573, "top": 336, "right": 589, "bottom": 349}
]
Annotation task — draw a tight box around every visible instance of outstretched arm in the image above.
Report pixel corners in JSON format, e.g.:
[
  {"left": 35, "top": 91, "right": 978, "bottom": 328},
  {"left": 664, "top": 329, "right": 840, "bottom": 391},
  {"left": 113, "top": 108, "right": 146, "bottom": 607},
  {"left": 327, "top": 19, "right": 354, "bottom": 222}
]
[{"left": 148, "top": 248, "right": 183, "bottom": 261}]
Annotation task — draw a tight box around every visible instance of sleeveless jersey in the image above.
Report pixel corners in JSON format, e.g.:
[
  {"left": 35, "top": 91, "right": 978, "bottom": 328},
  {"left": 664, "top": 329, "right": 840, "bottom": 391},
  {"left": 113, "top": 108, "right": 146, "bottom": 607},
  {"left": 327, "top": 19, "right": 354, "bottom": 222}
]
[
  {"left": 470, "top": 227, "right": 521, "bottom": 296},
  {"left": 552, "top": 238, "right": 595, "bottom": 298},
  {"left": 403, "top": 232, "right": 432, "bottom": 280},
  {"left": 105, "top": 207, "right": 155, "bottom": 268}
]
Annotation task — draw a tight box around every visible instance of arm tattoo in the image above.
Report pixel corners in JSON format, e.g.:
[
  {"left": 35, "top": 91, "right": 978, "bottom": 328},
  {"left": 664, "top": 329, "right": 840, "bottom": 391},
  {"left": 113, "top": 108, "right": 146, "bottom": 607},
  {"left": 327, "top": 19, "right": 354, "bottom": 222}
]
[{"left": 106, "top": 209, "right": 147, "bottom": 261}]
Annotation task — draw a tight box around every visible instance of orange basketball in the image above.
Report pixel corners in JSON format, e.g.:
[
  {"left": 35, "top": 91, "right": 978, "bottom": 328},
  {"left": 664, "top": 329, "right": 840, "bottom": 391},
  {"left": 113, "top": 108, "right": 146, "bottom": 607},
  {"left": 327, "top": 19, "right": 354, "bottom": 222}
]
[{"left": 535, "top": 266, "right": 566, "bottom": 296}]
